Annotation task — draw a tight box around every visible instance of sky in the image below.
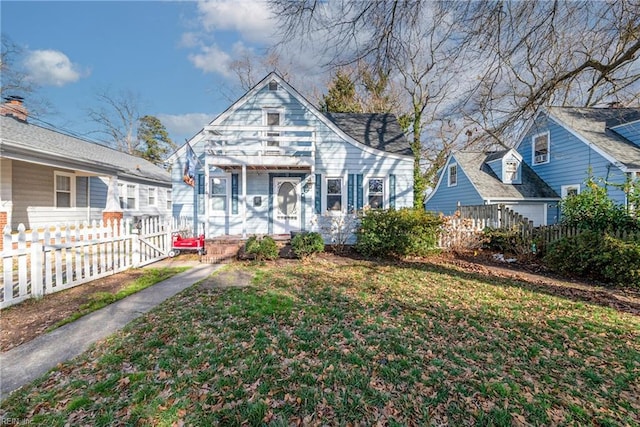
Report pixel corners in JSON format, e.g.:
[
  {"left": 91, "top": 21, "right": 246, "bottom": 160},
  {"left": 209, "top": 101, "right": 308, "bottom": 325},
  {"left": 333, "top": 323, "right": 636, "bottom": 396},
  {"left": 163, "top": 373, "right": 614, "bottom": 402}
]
[{"left": 1, "top": 0, "right": 323, "bottom": 145}]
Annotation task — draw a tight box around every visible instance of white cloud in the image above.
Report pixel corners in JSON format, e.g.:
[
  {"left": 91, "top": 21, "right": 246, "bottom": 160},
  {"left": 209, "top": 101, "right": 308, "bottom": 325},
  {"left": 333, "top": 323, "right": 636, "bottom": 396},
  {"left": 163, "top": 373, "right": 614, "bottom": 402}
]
[
  {"left": 179, "top": 32, "right": 201, "bottom": 48},
  {"left": 157, "top": 113, "right": 215, "bottom": 140},
  {"left": 188, "top": 44, "right": 234, "bottom": 76},
  {"left": 23, "top": 49, "right": 85, "bottom": 87},
  {"left": 188, "top": 41, "right": 254, "bottom": 76},
  {"left": 196, "top": 0, "right": 276, "bottom": 42}
]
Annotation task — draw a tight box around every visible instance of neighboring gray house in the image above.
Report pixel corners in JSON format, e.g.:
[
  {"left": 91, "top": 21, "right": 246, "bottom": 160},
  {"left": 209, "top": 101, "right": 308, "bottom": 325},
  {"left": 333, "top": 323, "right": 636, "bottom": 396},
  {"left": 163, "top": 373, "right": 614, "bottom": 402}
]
[
  {"left": 0, "top": 99, "right": 172, "bottom": 231},
  {"left": 170, "top": 72, "right": 414, "bottom": 240},
  {"left": 425, "top": 107, "right": 640, "bottom": 225}
]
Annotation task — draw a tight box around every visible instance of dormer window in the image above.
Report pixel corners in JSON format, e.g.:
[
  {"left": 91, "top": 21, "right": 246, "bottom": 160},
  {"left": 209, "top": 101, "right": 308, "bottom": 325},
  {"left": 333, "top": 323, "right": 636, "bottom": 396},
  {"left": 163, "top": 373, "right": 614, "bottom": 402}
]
[
  {"left": 532, "top": 132, "right": 550, "bottom": 165},
  {"left": 503, "top": 159, "right": 520, "bottom": 184},
  {"left": 268, "top": 80, "right": 278, "bottom": 91}
]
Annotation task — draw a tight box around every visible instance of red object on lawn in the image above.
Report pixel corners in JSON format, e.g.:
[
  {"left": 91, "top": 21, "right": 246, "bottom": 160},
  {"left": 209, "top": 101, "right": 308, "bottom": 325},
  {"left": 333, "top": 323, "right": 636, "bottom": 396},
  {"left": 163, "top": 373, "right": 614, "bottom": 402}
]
[{"left": 168, "top": 233, "right": 206, "bottom": 257}]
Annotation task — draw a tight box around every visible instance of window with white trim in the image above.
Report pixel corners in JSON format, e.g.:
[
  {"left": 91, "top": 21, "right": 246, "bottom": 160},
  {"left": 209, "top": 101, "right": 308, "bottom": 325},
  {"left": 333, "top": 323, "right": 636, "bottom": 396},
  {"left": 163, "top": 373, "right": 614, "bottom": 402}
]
[
  {"left": 326, "top": 178, "right": 343, "bottom": 211},
  {"left": 55, "top": 172, "right": 74, "bottom": 207},
  {"left": 268, "top": 80, "right": 278, "bottom": 91},
  {"left": 532, "top": 132, "right": 550, "bottom": 165},
  {"left": 148, "top": 187, "right": 157, "bottom": 206},
  {"left": 561, "top": 184, "right": 580, "bottom": 198},
  {"left": 504, "top": 160, "right": 519, "bottom": 183},
  {"left": 210, "top": 177, "right": 227, "bottom": 212},
  {"left": 263, "top": 108, "right": 283, "bottom": 146},
  {"left": 448, "top": 164, "right": 458, "bottom": 187},
  {"left": 368, "top": 178, "right": 384, "bottom": 209},
  {"left": 118, "top": 183, "right": 137, "bottom": 209},
  {"left": 166, "top": 189, "right": 172, "bottom": 210}
]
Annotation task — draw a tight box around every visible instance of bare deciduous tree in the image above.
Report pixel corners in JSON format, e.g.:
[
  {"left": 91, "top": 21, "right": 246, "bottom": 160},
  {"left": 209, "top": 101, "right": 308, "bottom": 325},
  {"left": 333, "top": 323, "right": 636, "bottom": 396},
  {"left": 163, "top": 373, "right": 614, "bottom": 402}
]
[
  {"left": 87, "top": 89, "right": 143, "bottom": 154},
  {"left": 0, "top": 34, "right": 53, "bottom": 117},
  {"left": 269, "top": 0, "right": 640, "bottom": 163}
]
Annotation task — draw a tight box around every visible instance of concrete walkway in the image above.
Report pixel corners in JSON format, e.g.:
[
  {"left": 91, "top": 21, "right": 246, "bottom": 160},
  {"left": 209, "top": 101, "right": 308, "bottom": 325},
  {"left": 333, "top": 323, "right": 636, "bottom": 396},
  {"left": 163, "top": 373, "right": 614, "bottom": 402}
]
[{"left": 0, "top": 261, "right": 221, "bottom": 400}]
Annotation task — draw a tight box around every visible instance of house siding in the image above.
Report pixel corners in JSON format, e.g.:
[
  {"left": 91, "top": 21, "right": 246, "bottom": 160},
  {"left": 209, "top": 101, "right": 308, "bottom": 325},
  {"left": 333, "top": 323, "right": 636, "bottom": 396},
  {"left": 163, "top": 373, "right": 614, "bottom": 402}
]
[
  {"left": 11, "top": 161, "right": 55, "bottom": 228},
  {"left": 517, "top": 113, "right": 628, "bottom": 207},
  {"left": 172, "top": 79, "right": 413, "bottom": 237},
  {"left": 612, "top": 122, "right": 640, "bottom": 147},
  {"left": 425, "top": 157, "right": 484, "bottom": 215}
]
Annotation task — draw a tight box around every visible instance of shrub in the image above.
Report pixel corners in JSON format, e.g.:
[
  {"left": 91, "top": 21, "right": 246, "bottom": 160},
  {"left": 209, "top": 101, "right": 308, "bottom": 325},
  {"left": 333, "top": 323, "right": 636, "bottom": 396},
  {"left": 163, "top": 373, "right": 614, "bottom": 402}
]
[
  {"left": 543, "top": 231, "right": 640, "bottom": 287},
  {"left": 355, "top": 208, "right": 442, "bottom": 258},
  {"left": 311, "top": 211, "right": 360, "bottom": 254},
  {"left": 245, "top": 236, "right": 279, "bottom": 261},
  {"left": 483, "top": 228, "right": 532, "bottom": 255},
  {"left": 560, "top": 175, "right": 640, "bottom": 232},
  {"left": 291, "top": 232, "right": 325, "bottom": 259}
]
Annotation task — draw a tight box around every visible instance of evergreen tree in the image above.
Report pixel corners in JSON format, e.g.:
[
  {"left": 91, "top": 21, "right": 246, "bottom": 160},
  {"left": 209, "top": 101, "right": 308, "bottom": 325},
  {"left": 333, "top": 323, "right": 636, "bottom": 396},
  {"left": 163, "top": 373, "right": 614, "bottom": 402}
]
[
  {"left": 136, "top": 115, "right": 176, "bottom": 165},
  {"left": 320, "top": 70, "right": 362, "bottom": 113}
]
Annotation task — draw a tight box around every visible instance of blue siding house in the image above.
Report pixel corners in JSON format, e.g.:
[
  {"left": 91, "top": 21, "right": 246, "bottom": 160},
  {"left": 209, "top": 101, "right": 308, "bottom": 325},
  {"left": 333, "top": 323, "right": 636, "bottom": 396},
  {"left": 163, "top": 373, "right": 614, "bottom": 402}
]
[
  {"left": 425, "top": 107, "right": 640, "bottom": 225},
  {"left": 170, "top": 73, "right": 414, "bottom": 239}
]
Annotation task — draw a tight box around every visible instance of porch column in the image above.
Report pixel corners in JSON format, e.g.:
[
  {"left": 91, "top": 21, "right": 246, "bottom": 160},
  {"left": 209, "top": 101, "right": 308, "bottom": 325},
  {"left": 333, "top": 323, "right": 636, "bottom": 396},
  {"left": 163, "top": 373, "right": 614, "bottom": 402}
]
[
  {"left": 102, "top": 176, "right": 123, "bottom": 233},
  {"left": 241, "top": 164, "right": 247, "bottom": 238}
]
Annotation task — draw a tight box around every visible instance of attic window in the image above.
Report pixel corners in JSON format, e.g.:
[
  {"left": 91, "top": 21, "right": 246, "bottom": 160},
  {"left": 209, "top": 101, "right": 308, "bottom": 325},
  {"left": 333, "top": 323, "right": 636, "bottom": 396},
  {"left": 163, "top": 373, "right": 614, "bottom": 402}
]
[
  {"left": 448, "top": 164, "right": 458, "bottom": 187},
  {"left": 268, "top": 81, "right": 278, "bottom": 91},
  {"left": 532, "top": 132, "right": 549, "bottom": 165},
  {"left": 504, "top": 160, "right": 519, "bottom": 183}
]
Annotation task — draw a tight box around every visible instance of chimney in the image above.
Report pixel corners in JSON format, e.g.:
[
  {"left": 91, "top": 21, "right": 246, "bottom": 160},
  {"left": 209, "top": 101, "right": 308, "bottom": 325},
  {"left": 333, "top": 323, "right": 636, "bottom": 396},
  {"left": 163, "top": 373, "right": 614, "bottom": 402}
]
[{"left": 0, "top": 96, "right": 28, "bottom": 122}]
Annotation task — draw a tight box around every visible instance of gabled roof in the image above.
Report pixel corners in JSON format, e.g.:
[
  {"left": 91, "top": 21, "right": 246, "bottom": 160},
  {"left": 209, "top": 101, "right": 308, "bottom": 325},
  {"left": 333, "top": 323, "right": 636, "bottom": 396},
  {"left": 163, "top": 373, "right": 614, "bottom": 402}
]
[
  {"left": 545, "top": 107, "right": 640, "bottom": 170},
  {"left": 454, "top": 151, "right": 559, "bottom": 200},
  {"left": 0, "top": 115, "right": 170, "bottom": 185},
  {"left": 178, "top": 72, "right": 412, "bottom": 160},
  {"left": 324, "top": 113, "right": 412, "bottom": 156}
]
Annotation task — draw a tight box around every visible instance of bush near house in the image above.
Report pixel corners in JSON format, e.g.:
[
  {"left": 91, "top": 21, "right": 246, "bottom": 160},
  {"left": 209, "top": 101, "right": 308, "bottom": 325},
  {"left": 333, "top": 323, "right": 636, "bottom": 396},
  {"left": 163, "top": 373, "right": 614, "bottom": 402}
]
[
  {"left": 541, "top": 176, "right": 640, "bottom": 287},
  {"left": 244, "top": 236, "right": 279, "bottom": 261},
  {"left": 291, "top": 232, "right": 324, "bottom": 260},
  {"left": 355, "top": 208, "right": 442, "bottom": 258},
  {"left": 560, "top": 175, "right": 640, "bottom": 232},
  {"left": 544, "top": 231, "right": 640, "bottom": 287},
  {"left": 482, "top": 228, "right": 530, "bottom": 255}
]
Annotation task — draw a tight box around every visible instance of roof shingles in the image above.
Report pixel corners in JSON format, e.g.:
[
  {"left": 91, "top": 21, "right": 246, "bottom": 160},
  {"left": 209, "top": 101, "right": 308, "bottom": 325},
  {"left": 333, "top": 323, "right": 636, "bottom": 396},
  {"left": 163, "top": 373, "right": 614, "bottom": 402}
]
[
  {"left": 454, "top": 151, "right": 559, "bottom": 200},
  {"left": 547, "top": 107, "right": 640, "bottom": 169},
  {"left": 1, "top": 116, "right": 170, "bottom": 184},
  {"left": 324, "top": 113, "right": 412, "bottom": 156}
]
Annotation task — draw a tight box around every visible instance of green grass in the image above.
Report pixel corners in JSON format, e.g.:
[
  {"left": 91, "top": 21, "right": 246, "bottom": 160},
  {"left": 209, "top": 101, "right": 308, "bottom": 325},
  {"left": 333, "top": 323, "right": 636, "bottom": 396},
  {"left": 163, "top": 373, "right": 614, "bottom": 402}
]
[
  {"left": 2, "top": 258, "right": 639, "bottom": 426},
  {"left": 47, "top": 267, "right": 189, "bottom": 330}
]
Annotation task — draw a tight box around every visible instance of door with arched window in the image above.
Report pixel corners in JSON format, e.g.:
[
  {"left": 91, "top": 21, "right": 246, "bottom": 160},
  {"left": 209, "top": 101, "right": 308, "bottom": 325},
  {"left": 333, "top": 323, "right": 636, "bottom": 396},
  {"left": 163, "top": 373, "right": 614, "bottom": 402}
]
[{"left": 273, "top": 177, "right": 301, "bottom": 234}]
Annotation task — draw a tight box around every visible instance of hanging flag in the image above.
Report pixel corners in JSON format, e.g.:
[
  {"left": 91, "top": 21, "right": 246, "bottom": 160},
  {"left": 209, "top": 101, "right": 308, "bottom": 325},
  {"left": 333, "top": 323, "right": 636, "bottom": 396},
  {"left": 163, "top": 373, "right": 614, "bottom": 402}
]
[{"left": 183, "top": 142, "right": 197, "bottom": 187}]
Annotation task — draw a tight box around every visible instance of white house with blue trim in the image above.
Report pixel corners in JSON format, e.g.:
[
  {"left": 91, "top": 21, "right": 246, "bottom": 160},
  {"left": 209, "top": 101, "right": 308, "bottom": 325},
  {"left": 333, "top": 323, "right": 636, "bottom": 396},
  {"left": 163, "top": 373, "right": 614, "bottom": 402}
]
[
  {"left": 425, "top": 107, "right": 640, "bottom": 226},
  {"left": 170, "top": 73, "right": 414, "bottom": 239}
]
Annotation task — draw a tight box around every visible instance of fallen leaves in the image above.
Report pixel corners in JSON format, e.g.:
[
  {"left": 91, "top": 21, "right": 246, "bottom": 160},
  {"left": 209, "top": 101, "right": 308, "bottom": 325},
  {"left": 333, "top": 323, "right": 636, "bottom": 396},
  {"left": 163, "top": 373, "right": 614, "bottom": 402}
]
[{"left": 2, "top": 257, "right": 640, "bottom": 426}]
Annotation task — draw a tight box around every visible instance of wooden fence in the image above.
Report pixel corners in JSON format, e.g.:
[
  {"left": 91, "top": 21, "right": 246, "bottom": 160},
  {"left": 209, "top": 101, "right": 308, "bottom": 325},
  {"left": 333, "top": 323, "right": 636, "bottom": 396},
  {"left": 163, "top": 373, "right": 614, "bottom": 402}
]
[
  {"left": 458, "top": 204, "right": 534, "bottom": 231},
  {"left": 0, "top": 217, "right": 184, "bottom": 309},
  {"left": 438, "top": 217, "right": 486, "bottom": 249},
  {"left": 526, "top": 224, "right": 640, "bottom": 251},
  {"left": 439, "top": 206, "right": 640, "bottom": 252}
]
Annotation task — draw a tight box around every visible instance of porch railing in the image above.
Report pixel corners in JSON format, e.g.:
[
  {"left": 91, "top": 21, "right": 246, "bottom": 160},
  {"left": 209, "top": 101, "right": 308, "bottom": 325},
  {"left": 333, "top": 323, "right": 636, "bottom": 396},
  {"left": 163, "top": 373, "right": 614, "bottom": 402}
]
[{"left": 204, "top": 125, "right": 315, "bottom": 167}]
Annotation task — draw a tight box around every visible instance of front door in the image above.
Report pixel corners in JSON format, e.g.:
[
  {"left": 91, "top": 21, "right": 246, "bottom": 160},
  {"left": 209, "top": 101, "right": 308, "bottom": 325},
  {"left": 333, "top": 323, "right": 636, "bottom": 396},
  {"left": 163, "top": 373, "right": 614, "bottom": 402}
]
[{"left": 273, "top": 177, "right": 301, "bottom": 234}]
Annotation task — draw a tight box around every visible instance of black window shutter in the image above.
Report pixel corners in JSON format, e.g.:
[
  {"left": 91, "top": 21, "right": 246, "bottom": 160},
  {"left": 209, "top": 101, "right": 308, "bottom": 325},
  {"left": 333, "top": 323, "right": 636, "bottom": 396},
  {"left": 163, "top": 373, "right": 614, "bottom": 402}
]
[
  {"left": 356, "top": 174, "right": 363, "bottom": 210},
  {"left": 231, "top": 173, "right": 238, "bottom": 215},
  {"left": 389, "top": 174, "right": 396, "bottom": 209},
  {"left": 315, "top": 173, "right": 321, "bottom": 214}
]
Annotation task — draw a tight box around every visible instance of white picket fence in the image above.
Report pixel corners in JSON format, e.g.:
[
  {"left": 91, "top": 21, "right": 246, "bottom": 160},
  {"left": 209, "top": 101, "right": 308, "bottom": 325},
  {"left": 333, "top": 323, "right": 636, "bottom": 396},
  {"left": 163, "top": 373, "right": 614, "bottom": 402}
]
[{"left": 0, "top": 217, "right": 184, "bottom": 309}]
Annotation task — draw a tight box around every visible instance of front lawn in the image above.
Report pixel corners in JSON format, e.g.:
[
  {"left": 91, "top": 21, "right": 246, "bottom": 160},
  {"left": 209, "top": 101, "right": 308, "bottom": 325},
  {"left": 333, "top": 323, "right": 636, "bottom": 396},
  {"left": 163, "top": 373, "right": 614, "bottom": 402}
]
[{"left": 2, "top": 257, "right": 639, "bottom": 426}]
